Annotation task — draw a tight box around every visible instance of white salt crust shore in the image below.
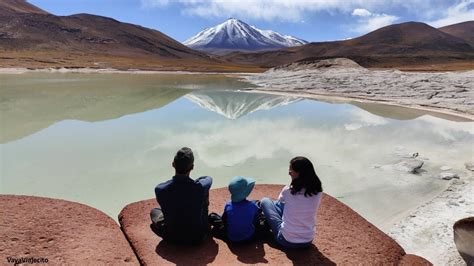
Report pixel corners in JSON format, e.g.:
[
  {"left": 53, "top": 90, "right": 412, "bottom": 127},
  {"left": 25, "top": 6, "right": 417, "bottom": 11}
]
[
  {"left": 241, "top": 63, "right": 474, "bottom": 121},
  {"left": 242, "top": 89, "right": 473, "bottom": 122},
  {"left": 388, "top": 178, "right": 474, "bottom": 265}
]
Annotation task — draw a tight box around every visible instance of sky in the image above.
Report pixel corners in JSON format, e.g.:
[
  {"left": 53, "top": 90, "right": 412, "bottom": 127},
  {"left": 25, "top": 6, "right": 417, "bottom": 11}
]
[{"left": 29, "top": 0, "right": 473, "bottom": 42}]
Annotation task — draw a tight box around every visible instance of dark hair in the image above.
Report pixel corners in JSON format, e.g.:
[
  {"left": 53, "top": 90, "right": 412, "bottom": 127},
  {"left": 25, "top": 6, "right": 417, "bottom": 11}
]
[
  {"left": 290, "top": 156, "right": 323, "bottom": 197},
  {"left": 173, "top": 147, "right": 194, "bottom": 174}
]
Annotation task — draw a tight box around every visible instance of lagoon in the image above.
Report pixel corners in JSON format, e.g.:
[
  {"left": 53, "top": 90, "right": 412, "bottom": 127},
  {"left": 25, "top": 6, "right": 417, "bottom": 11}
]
[{"left": 1, "top": 73, "right": 472, "bottom": 230}]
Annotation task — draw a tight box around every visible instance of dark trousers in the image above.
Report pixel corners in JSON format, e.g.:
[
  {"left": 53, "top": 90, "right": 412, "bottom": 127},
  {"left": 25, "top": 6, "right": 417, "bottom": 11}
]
[
  {"left": 150, "top": 208, "right": 165, "bottom": 237},
  {"left": 150, "top": 208, "right": 207, "bottom": 245}
]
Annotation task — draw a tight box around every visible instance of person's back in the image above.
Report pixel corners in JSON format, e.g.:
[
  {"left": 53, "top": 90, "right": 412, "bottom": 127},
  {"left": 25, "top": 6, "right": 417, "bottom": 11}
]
[
  {"left": 224, "top": 199, "right": 259, "bottom": 242},
  {"left": 209, "top": 176, "right": 263, "bottom": 243},
  {"left": 150, "top": 147, "right": 212, "bottom": 245},
  {"left": 155, "top": 175, "right": 211, "bottom": 244},
  {"left": 279, "top": 186, "right": 322, "bottom": 243},
  {"left": 260, "top": 156, "right": 323, "bottom": 249}
]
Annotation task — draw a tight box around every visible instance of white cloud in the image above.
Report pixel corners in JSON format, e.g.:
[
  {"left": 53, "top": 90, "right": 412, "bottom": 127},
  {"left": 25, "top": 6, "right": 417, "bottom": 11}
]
[
  {"left": 351, "top": 8, "right": 399, "bottom": 34},
  {"left": 179, "top": 0, "right": 336, "bottom": 22},
  {"left": 362, "top": 13, "right": 399, "bottom": 31},
  {"left": 140, "top": 0, "right": 458, "bottom": 22},
  {"left": 141, "top": 0, "right": 169, "bottom": 8},
  {"left": 417, "top": 115, "right": 474, "bottom": 141},
  {"left": 352, "top": 8, "right": 372, "bottom": 17},
  {"left": 344, "top": 108, "right": 388, "bottom": 131},
  {"left": 427, "top": 0, "right": 474, "bottom": 27},
  {"left": 147, "top": 118, "right": 320, "bottom": 168}
]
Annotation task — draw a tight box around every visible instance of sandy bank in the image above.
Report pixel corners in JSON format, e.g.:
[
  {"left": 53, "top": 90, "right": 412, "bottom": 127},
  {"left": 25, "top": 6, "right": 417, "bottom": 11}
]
[{"left": 241, "top": 59, "right": 473, "bottom": 121}]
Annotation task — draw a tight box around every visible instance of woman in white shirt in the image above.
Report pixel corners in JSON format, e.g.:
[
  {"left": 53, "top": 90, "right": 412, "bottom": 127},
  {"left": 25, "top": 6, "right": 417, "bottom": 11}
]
[{"left": 261, "top": 156, "right": 323, "bottom": 248}]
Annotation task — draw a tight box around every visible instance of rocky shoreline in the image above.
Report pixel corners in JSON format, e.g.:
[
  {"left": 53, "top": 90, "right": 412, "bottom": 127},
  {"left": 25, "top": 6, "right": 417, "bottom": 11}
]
[{"left": 241, "top": 58, "right": 474, "bottom": 121}]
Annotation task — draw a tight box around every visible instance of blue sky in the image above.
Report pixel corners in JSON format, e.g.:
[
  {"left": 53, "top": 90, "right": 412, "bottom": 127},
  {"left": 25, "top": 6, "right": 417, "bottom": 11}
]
[{"left": 29, "top": 0, "right": 473, "bottom": 42}]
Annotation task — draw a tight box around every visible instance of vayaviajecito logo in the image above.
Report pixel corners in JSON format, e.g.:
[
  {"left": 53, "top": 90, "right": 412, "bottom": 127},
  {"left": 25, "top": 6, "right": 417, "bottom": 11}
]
[{"left": 6, "top": 256, "right": 48, "bottom": 265}]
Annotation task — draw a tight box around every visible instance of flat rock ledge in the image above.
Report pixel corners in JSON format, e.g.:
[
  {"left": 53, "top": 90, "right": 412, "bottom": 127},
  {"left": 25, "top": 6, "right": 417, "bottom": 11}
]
[
  {"left": 119, "top": 184, "right": 430, "bottom": 265},
  {"left": 0, "top": 195, "right": 138, "bottom": 265}
]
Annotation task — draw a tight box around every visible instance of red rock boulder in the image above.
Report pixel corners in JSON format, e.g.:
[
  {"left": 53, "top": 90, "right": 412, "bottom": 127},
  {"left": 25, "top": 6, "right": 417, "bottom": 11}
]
[
  {"left": 0, "top": 195, "right": 138, "bottom": 265},
  {"left": 119, "top": 184, "right": 431, "bottom": 265}
]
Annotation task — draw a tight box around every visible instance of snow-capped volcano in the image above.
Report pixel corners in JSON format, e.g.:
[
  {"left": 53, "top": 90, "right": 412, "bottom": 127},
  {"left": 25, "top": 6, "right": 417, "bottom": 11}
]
[{"left": 183, "top": 18, "right": 308, "bottom": 52}]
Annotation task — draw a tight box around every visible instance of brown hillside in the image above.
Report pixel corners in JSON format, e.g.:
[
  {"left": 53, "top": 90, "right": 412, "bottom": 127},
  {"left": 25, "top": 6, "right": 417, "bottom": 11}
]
[
  {"left": 0, "top": 1, "right": 262, "bottom": 72},
  {"left": 0, "top": 0, "right": 48, "bottom": 15},
  {"left": 439, "top": 21, "right": 474, "bottom": 46},
  {"left": 223, "top": 22, "right": 474, "bottom": 70},
  {"left": 346, "top": 22, "right": 471, "bottom": 52},
  {"left": 0, "top": 13, "right": 208, "bottom": 59}
]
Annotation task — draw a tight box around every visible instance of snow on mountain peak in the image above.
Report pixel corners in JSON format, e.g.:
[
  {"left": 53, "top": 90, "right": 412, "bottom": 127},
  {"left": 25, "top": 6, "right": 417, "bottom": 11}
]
[{"left": 183, "top": 18, "right": 308, "bottom": 51}]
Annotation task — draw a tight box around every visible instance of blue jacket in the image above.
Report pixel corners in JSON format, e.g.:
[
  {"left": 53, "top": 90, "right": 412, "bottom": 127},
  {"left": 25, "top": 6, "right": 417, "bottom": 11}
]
[
  {"left": 224, "top": 200, "right": 259, "bottom": 242},
  {"left": 155, "top": 175, "right": 212, "bottom": 244}
]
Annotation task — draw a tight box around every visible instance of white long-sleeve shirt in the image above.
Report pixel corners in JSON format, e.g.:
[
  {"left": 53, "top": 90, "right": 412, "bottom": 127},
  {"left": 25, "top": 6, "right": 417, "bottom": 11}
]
[{"left": 279, "top": 185, "right": 322, "bottom": 243}]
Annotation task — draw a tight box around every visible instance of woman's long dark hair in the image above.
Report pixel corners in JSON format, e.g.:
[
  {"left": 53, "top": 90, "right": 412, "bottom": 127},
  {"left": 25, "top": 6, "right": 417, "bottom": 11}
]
[{"left": 290, "top": 156, "right": 323, "bottom": 197}]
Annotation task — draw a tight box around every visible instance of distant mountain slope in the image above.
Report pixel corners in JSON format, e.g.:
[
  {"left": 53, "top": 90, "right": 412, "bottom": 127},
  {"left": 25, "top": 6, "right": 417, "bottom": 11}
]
[
  {"left": 346, "top": 22, "right": 471, "bottom": 52},
  {"left": 439, "top": 21, "right": 474, "bottom": 46},
  {"left": 0, "top": 1, "right": 263, "bottom": 71},
  {"left": 0, "top": 0, "right": 48, "bottom": 15},
  {"left": 223, "top": 21, "right": 474, "bottom": 70},
  {"left": 184, "top": 18, "right": 307, "bottom": 53},
  {"left": 0, "top": 10, "right": 209, "bottom": 59}
]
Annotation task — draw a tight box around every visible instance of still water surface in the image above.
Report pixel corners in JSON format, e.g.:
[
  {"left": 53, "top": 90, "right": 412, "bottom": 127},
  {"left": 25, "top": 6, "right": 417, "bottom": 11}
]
[{"left": 1, "top": 73, "right": 472, "bottom": 229}]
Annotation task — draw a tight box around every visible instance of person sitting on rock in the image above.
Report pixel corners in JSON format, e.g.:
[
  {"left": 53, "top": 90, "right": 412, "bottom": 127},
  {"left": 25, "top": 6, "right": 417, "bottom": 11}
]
[
  {"left": 208, "top": 176, "right": 265, "bottom": 243},
  {"left": 261, "top": 156, "right": 323, "bottom": 249},
  {"left": 150, "top": 147, "right": 212, "bottom": 245}
]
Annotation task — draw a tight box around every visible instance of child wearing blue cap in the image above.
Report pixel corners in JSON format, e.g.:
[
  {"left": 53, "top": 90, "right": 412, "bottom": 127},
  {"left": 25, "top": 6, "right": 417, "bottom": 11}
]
[{"left": 209, "top": 176, "right": 265, "bottom": 243}]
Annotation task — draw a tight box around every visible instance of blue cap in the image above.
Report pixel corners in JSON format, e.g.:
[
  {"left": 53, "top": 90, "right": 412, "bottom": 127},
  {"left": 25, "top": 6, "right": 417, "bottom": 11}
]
[{"left": 228, "top": 176, "right": 255, "bottom": 202}]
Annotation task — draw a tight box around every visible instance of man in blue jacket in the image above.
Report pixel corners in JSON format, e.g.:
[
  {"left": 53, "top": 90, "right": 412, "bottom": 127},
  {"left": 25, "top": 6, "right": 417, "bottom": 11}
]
[{"left": 150, "top": 147, "right": 212, "bottom": 245}]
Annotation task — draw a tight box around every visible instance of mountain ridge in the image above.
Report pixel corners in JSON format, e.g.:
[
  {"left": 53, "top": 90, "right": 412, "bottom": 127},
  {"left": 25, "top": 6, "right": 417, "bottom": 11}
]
[{"left": 439, "top": 20, "right": 474, "bottom": 46}]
